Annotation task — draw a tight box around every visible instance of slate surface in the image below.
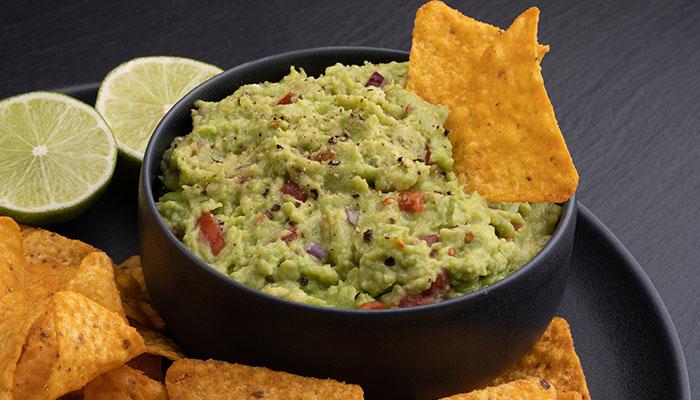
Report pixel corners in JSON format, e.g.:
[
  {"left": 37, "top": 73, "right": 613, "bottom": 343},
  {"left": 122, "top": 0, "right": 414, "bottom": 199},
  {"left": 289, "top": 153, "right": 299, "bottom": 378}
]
[{"left": 2, "top": 0, "right": 697, "bottom": 397}]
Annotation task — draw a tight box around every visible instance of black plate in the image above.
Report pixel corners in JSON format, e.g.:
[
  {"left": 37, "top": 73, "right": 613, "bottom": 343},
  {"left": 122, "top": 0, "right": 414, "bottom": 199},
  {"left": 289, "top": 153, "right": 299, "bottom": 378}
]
[{"left": 51, "top": 84, "right": 690, "bottom": 400}]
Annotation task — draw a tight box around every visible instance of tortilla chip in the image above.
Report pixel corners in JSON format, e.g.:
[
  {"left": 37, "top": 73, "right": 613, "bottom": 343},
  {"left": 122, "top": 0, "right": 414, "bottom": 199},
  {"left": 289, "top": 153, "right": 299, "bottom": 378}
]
[
  {"left": 446, "top": 7, "right": 578, "bottom": 202},
  {"left": 58, "top": 390, "right": 84, "bottom": 399},
  {"left": 24, "top": 260, "right": 78, "bottom": 286},
  {"left": 12, "top": 303, "right": 59, "bottom": 399},
  {"left": 165, "top": 358, "right": 364, "bottom": 400},
  {"left": 0, "top": 217, "right": 29, "bottom": 297},
  {"left": 20, "top": 226, "right": 97, "bottom": 287},
  {"left": 112, "top": 259, "right": 142, "bottom": 300},
  {"left": 137, "top": 326, "right": 185, "bottom": 361},
  {"left": 128, "top": 354, "right": 165, "bottom": 382},
  {"left": 119, "top": 255, "right": 146, "bottom": 291},
  {"left": 83, "top": 365, "right": 168, "bottom": 400},
  {"left": 111, "top": 255, "right": 165, "bottom": 331},
  {"left": 489, "top": 317, "right": 591, "bottom": 400},
  {"left": 557, "top": 391, "right": 583, "bottom": 400},
  {"left": 439, "top": 378, "right": 556, "bottom": 399},
  {"left": 63, "top": 252, "right": 126, "bottom": 318},
  {"left": 11, "top": 291, "right": 145, "bottom": 400},
  {"left": 124, "top": 300, "right": 166, "bottom": 332},
  {"left": 21, "top": 225, "right": 97, "bottom": 269},
  {"left": 119, "top": 255, "right": 153, "bottom": 303},
  {"left": 406, "top": 1, "right": 549, "bottom": 109},
  {"left": 0, "top": 278, "right": 59, "bottom": 398}
]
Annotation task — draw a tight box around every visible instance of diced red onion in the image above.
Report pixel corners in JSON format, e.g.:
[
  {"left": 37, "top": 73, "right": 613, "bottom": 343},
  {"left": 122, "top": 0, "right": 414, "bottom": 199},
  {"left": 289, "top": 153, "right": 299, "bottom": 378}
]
[
  {"left": 345, "top": 208, "right": 359, "bottom": 225},
  {"left": 306, "top": 243, "right": 327, "bottom": 261},
  {"left": 366, "top": 71, "right": 385, "bottom": 87},
  {"left": 418, "top": 234, "right": 440, "bottom": 246}
]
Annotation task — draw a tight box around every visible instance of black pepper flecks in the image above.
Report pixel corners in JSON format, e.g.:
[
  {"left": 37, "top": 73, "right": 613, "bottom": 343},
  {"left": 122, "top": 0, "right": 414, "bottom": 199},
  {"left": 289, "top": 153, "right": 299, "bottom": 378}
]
[
  {"left": 299, "top": 276, "right": 309, "bottom": 286},
  {"left": 384, "top": 257, "right": 396, "bottom": 266},
  {"left": 271, "top": 204, "right": 281, "bottom": 212},
  {"left": 310, "top": 189, "right": 319, "bottom": 200},
  {"left": 363, "top": 229, "right": 373, "bottom": 242},
  {"left": 540, "top": 380, "right": 551, "bottom": 390}
]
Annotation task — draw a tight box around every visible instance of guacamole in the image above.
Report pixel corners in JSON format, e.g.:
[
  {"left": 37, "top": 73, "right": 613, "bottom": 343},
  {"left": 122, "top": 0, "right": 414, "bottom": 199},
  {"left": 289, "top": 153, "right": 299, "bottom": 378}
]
[{"left": 156, "top": 62, "right": 561, "bottom": 309}]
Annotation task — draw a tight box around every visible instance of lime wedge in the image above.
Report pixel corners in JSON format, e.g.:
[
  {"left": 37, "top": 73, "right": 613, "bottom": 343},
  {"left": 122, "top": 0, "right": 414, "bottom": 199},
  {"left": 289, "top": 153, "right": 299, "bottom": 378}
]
[
  {"left": 95, "top": 56, "right": 223, "bottom": 163},
  {"left": 0, "top": 91, "right": 117, "bottom": 225}
]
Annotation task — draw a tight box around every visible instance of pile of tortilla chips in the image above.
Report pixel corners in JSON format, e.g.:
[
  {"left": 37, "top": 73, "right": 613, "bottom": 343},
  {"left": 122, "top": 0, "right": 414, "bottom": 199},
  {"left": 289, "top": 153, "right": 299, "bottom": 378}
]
[
  {"left": 0, "top": 216, "right": 185, "bottom": 399},
  {"left": 407, "top": 1, "right": 578, "bottom": 203}
]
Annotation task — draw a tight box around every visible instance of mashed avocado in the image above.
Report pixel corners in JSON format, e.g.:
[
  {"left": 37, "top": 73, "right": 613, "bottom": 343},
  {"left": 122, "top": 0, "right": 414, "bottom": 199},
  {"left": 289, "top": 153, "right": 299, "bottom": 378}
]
[{"left": 156, "top": 62, "right": 561, "bottom": 309}]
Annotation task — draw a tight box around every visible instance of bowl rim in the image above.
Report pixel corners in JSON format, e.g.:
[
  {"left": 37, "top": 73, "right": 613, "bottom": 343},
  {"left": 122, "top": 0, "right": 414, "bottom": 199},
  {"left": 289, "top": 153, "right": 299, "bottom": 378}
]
[{"left": 140, "top": 46, "right": 577, "bottom": 316}]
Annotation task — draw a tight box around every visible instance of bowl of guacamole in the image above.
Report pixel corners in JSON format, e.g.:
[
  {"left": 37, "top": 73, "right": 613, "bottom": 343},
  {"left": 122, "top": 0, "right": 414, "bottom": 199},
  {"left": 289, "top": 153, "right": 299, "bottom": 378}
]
[{"left": 138, "top": 47, "right": 577, "bottom": 399}]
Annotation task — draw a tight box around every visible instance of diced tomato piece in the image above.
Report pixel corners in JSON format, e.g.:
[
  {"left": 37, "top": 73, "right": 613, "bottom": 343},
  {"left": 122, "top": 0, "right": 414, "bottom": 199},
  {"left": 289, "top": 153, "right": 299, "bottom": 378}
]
[
  {"left": 280, "top": 181, "right": 308, "bottom": 202},
  {"left": 425, "top": 145, "right": 434, "bottom": 165},
  {"left": 396, "top": 295, "right": 434, "bottom": 308},
  {"left": 358, "top": 301, "right": 387, "bottom": 310},
  {"left": 431, "top": 268, "right": 450, "bottom": 293},
  {"left": 196, "top": 212, "right": 226, "bottom": 255},
  {"left": 281, "top": 227, "right": 298, "bottom": 244},
  {"left": 398, "top": 190, "right": 425, "bottom": 213},
  {"left": 277, "top": 92, "right": 294, "bottom": 105},
  {"left": 398, "top": 268, "right": 450, "bottom": 308}
]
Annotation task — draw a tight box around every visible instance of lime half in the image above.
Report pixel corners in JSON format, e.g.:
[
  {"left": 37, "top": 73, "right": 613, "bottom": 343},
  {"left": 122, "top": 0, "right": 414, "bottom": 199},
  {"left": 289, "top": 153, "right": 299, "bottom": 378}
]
[
  {"left": 0, "top": 91, "right": 117, "bottom": 225},
  {"left": 95, "top": 56, "right": 223, "bottom": 164}
]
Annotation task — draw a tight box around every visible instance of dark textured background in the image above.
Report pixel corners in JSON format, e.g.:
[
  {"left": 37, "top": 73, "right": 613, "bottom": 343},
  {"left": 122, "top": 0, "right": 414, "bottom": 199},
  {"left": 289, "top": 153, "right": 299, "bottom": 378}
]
[{"left": 2, "top": 0, "right": 697, "bottom": 397}]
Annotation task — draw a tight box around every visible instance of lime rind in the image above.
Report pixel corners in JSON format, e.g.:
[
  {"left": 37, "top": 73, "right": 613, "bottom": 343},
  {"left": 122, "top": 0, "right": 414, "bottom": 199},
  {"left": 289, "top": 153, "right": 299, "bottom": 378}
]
[
  {"left": 0, "top": 91, "right": 117, "bottom": 225},
  {"left": 95, "top": 56, "right": 223, "bottom": 163}
]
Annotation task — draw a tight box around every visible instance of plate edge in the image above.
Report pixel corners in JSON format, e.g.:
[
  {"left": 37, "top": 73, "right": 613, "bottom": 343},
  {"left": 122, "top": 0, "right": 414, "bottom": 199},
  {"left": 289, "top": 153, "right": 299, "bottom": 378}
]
[{"left": 577, "top": 202, "right": 691, "bottom": 399}]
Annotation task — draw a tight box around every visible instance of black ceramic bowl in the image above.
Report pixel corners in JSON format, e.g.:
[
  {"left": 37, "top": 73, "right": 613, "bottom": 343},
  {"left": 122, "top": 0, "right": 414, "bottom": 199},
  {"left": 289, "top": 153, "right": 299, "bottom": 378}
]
[{"left": 138, "top": 47, "right": 577, "bottom": 400}]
